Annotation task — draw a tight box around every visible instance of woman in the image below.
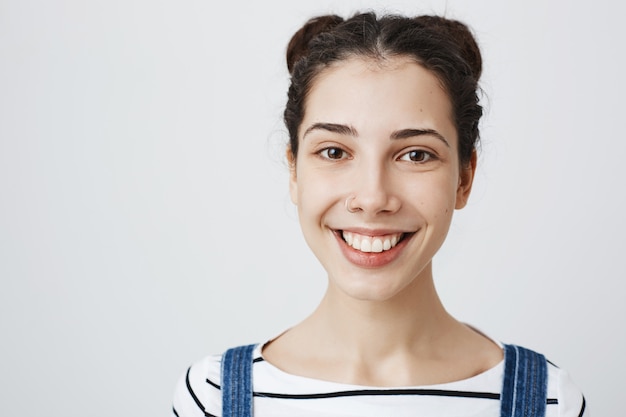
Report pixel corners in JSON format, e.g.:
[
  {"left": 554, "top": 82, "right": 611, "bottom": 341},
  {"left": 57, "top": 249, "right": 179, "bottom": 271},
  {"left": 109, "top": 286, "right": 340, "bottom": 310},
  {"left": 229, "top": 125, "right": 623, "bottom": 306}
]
[{"left": 172, "top": 12, "right": 586, "bottom": 417}]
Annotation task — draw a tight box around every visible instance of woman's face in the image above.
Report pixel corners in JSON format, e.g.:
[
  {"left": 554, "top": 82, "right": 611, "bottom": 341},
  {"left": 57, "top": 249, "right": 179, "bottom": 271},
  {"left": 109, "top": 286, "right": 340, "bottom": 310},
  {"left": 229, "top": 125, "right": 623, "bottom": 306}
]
[{"left": 289, "top": 57, "right": 475, "bottom": 302}]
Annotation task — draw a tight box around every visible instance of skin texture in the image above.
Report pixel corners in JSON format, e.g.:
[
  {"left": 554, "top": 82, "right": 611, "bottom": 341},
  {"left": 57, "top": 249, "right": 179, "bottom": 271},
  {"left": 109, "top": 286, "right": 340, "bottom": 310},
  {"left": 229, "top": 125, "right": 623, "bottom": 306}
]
[{"left": 263, "top": 57, "right": 502, "bottom": 387}]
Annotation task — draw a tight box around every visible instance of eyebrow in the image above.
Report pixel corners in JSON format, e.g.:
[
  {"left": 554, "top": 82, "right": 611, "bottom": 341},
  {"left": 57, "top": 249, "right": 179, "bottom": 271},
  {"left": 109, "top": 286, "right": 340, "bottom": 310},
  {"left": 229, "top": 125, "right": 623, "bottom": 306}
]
[
  {"left": 303, "top": 122, "right": 357, "bottom": 138},
  {"left": 391, "top": 128, "right": 450, "bottom": 147},
  {"left": 302, "top": 123, "right": 449, "bottom": 147}
]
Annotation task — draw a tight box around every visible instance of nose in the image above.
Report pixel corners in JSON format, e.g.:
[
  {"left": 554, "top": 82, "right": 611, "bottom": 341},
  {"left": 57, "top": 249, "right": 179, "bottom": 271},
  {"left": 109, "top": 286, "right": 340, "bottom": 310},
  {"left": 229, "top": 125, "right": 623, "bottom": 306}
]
[{"left": 346, "top": 160, "right": 401, "bottom": 216}]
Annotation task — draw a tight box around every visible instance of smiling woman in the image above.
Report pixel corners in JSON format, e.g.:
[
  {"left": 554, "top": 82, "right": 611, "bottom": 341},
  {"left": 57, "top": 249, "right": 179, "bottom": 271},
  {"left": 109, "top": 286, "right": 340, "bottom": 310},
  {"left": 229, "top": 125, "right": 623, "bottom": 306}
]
[
  {"left": 171, "top": 12, "right": 586, "bottom": 417},
  {"left": 289, "top": 57, "right": 467, "bottom": 301}
]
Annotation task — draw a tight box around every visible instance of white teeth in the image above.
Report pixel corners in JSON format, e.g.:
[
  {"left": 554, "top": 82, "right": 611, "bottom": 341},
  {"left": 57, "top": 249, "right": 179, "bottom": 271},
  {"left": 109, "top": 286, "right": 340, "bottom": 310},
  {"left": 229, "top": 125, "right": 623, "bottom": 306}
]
[
  {"left": 353, "top": 235, "right": 361, "bottom": 250},
  {"left": 341, "top": 231, "right": 403, "bottom": 253}
]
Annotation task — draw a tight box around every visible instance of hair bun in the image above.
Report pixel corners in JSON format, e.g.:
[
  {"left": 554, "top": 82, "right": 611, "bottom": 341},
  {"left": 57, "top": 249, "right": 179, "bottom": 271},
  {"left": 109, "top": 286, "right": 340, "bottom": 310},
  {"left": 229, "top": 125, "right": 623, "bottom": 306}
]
[
  {"left": 286, "top": 15, "right": 344, "bottom": 73},
  {"left": 415, "top": 15, "right": 482, "bottom": 79}
]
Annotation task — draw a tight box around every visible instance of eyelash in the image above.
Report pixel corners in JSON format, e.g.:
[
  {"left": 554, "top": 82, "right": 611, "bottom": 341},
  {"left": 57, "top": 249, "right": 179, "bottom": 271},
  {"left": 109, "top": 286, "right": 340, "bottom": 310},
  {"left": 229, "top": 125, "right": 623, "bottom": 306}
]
[
  {"left": 317, "top": 147, "right": 350, "bottom": 160},
  {"left": 398, "top": 149, "right": 436, "bottom": 163},
  {"left": 316, "top": 147, "right": 436, "bottom": 163}
]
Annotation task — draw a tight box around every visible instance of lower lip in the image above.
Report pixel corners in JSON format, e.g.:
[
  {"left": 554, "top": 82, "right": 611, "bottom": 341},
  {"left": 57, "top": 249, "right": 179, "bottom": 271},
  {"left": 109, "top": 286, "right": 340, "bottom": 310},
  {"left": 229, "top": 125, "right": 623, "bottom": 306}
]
[{"left": 334, "top": 231, "right": 412, "bottom": 268}]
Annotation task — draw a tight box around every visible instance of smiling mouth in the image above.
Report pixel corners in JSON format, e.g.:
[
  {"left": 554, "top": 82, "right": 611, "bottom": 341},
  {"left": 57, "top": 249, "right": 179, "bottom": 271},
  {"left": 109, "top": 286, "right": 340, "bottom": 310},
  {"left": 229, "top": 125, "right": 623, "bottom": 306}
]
[{"left": 340, "top": 231, "right": 407, "bottom": 253}]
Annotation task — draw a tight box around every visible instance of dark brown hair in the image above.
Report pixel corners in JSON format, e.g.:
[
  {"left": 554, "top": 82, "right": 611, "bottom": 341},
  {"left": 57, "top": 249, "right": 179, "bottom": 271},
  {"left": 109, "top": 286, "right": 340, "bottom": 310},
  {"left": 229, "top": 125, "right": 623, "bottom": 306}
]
[{"left": 284, "top": 12, "right": 483, "bottom": 166}]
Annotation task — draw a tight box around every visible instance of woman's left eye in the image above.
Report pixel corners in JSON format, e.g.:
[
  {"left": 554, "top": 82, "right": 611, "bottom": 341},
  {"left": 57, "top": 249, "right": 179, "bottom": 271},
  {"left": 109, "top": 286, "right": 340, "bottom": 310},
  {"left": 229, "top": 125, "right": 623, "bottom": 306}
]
[{"left": 399, "top": 150, "right": 434, "bottom": 163}]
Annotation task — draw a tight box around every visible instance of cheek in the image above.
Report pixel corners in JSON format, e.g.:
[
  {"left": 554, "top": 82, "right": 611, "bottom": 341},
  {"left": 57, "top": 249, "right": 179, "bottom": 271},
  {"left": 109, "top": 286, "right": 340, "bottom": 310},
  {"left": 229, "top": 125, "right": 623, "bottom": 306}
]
[
  {"left": 295, "top": 168, "right": 349, "bottom": 233},
  {"left": 297, "top": 172, "right": 337, "bottom": 212},
  {"left": 409, "top": 173, "right": 459, "bottom": 211}
]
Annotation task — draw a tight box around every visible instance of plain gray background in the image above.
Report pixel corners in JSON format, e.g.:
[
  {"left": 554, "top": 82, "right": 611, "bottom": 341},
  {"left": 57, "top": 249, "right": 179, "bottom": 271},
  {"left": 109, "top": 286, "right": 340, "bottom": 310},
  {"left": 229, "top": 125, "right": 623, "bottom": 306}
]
[{"left": 1, "top": 0, "right": 623, "bottom": 415}]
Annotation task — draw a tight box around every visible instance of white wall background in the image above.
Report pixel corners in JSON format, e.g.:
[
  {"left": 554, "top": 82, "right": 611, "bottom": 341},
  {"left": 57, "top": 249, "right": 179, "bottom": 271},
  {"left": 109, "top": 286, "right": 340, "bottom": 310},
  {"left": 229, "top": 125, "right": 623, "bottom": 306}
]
[{"left": 1, "top": 0, "right": 622, "bottom": 415}]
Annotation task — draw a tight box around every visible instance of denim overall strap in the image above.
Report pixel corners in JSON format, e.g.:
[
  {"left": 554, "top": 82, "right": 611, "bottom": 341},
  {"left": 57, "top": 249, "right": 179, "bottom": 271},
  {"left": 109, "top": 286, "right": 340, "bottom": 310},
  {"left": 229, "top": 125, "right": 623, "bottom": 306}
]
[
  {"left": 500, "top": 344, "right": 548, "bottom": 417},
  {"left": 221, "top": 344, "right": 256, "bottom": 417}
]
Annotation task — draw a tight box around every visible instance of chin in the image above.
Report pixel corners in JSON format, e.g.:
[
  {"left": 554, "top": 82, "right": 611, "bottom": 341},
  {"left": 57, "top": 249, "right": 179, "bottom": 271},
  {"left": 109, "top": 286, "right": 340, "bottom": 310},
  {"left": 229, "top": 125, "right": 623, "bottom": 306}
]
[{"left": 330, "top": 272, "right": 414, "bottom": 303}]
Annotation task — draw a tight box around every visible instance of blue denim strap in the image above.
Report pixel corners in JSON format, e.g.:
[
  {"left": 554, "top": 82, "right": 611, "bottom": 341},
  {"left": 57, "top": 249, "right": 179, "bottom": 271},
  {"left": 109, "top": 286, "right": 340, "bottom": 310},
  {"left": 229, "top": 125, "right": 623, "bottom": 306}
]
[
  {"left": 221, "top": 344, "right": 256, "bottom": 417},
  {"left": 500, "top": 344, "right": 548, "bottom": 417}
]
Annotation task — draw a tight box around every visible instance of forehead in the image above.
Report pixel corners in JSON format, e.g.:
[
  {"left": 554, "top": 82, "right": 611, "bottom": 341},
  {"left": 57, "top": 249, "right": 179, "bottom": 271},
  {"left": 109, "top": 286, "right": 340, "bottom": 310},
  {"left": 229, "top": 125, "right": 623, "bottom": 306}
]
[{"left": 301, "top": 56, "right": 457, "bottom": 145}]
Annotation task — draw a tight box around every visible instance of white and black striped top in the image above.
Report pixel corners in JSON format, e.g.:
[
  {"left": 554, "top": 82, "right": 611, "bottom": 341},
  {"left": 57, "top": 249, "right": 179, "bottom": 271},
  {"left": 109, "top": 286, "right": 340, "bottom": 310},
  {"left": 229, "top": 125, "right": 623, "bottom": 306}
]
[{"left": 172, "top": 344, "right": 587, "bottom": 417}]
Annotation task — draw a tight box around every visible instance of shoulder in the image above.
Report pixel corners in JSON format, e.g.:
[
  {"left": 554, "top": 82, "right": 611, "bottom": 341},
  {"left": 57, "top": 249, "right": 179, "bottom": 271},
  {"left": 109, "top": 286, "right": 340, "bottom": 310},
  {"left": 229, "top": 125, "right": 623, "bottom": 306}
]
[
  {"left": 497, "top": 342, "right": 587, "bottom": 417},
  {"left": 171, "top": 353, "right": 222, "bottom": 417},
  {"left": 170, "top": 343, "right": 588, "bottom": 417},
  {"left": 546, "top": 361, "right": 588, "bottom": 417}
]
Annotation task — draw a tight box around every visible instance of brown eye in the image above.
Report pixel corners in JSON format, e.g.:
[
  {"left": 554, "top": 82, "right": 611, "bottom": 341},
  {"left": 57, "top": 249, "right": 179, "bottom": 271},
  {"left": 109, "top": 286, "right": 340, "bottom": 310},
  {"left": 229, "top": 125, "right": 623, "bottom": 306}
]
[
  {"left": 320, "top": 147, "right": 347, "bottom": 160},
  {"left": 400, "top": 150, "right": 434, "bottom": 163}
]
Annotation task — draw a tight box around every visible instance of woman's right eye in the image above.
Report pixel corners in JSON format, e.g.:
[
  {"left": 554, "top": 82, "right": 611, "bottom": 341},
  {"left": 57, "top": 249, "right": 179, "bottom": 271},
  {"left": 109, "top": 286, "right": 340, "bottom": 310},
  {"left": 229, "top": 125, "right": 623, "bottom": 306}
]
[{"left": 318, "top": 147, "right": 347, "bottom": 160}]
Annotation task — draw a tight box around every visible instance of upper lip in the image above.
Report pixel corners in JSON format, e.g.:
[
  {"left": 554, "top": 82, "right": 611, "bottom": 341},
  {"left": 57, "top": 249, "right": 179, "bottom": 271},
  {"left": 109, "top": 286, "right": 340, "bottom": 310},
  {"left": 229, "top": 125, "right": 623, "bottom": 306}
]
[{"left": 333, "top": 227, "right": 413, "bottom": 236}]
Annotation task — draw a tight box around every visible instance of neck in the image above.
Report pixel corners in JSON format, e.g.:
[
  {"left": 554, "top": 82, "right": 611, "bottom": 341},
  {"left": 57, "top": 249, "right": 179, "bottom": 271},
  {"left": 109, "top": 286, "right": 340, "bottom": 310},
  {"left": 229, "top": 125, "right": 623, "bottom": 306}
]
[
  {"left": 304, "top": 264, "right": 456, "bottom": 362},
  {"left": 262, "top": 263, "right": 502, "bottom": 386}
]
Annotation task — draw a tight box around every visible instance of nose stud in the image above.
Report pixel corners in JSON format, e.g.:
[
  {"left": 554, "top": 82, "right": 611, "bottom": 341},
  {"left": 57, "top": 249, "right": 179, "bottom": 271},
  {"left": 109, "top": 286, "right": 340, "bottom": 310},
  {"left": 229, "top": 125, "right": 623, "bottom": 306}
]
[{"left": 345, "top": 195, "right": 359, "bottom": 213}]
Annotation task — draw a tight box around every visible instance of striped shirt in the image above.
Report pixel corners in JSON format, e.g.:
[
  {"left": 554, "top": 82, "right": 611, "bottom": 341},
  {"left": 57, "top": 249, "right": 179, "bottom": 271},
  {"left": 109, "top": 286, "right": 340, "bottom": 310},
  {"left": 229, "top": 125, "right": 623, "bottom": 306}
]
[{"left": 172, "top": 344, "right": 587, "bottom": 417}]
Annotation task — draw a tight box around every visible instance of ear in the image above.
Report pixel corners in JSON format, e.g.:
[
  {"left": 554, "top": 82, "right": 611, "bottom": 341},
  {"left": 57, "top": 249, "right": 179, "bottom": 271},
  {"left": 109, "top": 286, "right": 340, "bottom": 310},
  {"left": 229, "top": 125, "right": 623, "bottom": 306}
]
[
  {"left": 455, "top": 150, "right": 477, "bottom": 209},
  {"left": 287, "top": 149, "right": 298, "bottom": 205}
]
